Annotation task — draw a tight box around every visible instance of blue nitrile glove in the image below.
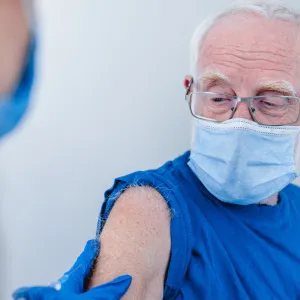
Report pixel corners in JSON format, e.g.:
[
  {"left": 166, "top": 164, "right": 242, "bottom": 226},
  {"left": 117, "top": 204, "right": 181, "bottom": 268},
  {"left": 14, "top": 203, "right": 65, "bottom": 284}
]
[
  {"left": 54, "top": 239, "right": 101, "bottom": 293},
  {"left": 13, "top": 239, "right": 132, "bottom": 300},
  {"left": 12, "top": 275, "right": 132, "bottom": 300}
]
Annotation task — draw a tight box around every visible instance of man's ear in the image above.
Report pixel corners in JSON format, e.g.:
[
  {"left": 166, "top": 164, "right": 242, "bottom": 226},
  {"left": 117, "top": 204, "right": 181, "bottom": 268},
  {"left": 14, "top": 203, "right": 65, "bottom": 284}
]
[{"left": 184, "top": 75, "right": 193, "bottom": 90}]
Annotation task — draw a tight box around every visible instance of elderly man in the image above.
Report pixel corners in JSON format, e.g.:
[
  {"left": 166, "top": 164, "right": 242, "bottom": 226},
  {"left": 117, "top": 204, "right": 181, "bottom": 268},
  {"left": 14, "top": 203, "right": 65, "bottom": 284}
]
[{"left": 14, "top": 1, "right": 300, "bottom": 299}]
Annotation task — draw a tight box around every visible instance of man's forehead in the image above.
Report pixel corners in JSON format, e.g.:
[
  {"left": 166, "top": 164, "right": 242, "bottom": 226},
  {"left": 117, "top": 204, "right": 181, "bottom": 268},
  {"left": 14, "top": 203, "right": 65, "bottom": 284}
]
[
  {"left": 197, "top": 13, "right": 300, "bottom": 85},
  {"left": 203, "top": 13, "right": 300, "bottom": 45},
  {"left": 199, "top": 13, "right": 300, "bottom": 60}
]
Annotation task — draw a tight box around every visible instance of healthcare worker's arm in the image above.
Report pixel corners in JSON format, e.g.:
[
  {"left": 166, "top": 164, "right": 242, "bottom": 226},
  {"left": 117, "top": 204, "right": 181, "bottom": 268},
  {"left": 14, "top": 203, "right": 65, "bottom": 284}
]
[
  {"left": 87, "top": 187, "right": 171, "bottom": 299},
  {"left": 0, "top": 0, "right": 30, "bottom": 94}
]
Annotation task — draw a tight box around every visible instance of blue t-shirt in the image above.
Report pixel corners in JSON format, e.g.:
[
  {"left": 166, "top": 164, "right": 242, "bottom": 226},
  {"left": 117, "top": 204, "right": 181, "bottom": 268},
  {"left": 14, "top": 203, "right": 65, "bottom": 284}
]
[{"left": 96, "top": 151, "right": 300, "bottom": 299}]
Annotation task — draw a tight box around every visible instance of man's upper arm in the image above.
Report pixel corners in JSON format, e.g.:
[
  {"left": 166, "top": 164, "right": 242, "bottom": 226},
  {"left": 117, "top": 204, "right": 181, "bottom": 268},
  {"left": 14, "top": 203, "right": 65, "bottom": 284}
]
[{"left": 87, "top": 186, "right": 171, "bottom": 299}]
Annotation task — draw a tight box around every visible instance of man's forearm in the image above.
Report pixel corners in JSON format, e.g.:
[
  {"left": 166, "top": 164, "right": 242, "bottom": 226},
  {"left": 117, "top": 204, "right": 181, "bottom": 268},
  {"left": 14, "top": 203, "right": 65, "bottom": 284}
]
[{"left": 0, "top": 0, "right": 30, "bottom": 94}]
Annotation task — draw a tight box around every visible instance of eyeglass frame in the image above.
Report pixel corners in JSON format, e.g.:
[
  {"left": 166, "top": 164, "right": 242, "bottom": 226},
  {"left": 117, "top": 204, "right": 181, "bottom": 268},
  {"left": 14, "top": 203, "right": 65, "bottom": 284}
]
[{"left": 184, "top": 78, "right": 300, "bottom": 126}]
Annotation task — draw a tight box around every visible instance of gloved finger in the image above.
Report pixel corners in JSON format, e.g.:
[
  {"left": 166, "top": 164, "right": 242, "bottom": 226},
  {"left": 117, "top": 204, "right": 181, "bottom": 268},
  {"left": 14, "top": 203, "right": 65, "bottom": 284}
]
[
  {"left": 56, "top": 239, "right": 100, "bottom": 293},
  {"left": 12, "top": 286, "right": 58, "bottom": 300},
  {"left": 84, "top": 275, "right": 132, "bottom": 300},
  {"left": 65, "top": 239, "right": 100, "bottom": 276}
]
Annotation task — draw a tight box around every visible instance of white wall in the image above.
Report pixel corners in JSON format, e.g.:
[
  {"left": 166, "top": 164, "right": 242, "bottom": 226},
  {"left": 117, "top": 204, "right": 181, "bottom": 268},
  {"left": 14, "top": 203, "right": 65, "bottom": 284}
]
[
  {"left": 1, "top": 0, "right": 300, "bottom": 299},
  {"left": 0, "top": 0, "right": 221, "bottom": 298}
]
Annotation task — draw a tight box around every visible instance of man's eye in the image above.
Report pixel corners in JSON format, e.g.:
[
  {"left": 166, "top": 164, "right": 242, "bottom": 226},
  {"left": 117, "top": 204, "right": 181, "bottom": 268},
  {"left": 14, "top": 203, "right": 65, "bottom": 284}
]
[
  {"left": 263, "top": 101, "right": 277, "bottom": 107},
  {"left": 211, "top": 97, "right": 226, "bottom": 102},
  {"left": 211, "top": 97, "right": 233, "bottom": 103}
]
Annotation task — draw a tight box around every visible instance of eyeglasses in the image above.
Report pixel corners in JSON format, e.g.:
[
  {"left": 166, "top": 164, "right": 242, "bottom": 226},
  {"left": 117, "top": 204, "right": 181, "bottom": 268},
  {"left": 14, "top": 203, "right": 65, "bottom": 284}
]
[{"left": 185, "top": 81, "right": 300, "bottom": 126}]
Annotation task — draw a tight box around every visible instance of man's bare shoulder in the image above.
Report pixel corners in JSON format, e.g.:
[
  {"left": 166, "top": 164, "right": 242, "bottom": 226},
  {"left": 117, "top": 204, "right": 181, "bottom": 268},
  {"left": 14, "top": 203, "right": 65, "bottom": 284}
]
[{"left": 88, "top": 186, "right": 171, "bottom": 299}]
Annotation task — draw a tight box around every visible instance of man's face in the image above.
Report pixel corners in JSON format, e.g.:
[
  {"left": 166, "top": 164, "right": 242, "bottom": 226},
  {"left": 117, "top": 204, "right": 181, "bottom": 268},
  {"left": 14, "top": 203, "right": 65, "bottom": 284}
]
[{"left": 195, "top": 13, "right": 300, "bottom": 125}]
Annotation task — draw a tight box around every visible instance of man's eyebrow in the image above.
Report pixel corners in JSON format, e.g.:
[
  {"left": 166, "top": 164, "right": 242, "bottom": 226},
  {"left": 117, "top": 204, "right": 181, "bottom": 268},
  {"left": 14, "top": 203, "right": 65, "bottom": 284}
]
[
  {"left": 255, "top": 80, "right": 297, "bottom": 96},
  {"left": 198, "top": 72, "right": 298, "bottom": 97},
  {"left": 198, "top": 70, "right": 230, "bottom": 89}
]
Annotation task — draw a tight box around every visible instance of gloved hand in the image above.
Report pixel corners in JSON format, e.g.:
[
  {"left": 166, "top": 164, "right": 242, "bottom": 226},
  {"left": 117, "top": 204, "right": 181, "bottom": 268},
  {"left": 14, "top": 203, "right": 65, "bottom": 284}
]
[
  {"left": 12, "top": 275, "right": 132, "bottom": 300},
  {"left": 12, "top": 239, "right": 132, "bottom": 300}
]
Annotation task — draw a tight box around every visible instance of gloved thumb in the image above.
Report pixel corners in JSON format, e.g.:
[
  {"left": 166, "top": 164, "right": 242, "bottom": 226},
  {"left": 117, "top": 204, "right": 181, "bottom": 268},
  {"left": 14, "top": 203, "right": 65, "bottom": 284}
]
[
  {"left": 83, "top": 275, "right": 132, "bottom": 300},
  {"left": 58, "top": 239, "right": 100, "bottom": 293}
]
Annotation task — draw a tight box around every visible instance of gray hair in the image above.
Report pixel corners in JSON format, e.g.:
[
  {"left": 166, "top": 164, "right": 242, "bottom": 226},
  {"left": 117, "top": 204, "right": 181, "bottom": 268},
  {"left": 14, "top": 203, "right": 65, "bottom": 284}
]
[{"left": 190, "top": 0, "right": 300, "bottom": 83}]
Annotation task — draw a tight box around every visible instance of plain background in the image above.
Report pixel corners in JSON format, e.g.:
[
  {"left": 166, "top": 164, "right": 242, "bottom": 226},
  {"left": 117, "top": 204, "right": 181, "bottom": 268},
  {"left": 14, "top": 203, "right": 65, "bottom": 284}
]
[{"left": 1, "top": 0, "right": 300, "bottom": 298}]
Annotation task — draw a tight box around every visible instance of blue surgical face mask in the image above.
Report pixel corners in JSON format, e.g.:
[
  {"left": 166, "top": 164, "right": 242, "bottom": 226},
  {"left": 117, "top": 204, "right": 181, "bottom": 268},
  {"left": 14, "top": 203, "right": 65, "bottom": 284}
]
[
  {"left": 188, "top": 118, "right": 300, "bottom": 205},
  {"left": 0, "top": 37, "right": 35, "bottom": 139}
]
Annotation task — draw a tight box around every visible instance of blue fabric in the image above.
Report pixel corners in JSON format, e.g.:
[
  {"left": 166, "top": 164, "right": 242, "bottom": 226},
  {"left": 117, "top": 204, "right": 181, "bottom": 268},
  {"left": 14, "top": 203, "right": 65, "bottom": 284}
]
[
  {"left": 96, "top": 151, "right": 300, "bottom": 299},
  {"left": 13, "top": 240, "right": 132, "bottom": 300},
  {"left": 0, "top": 35, "right": 36, "bottom": 138}
]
